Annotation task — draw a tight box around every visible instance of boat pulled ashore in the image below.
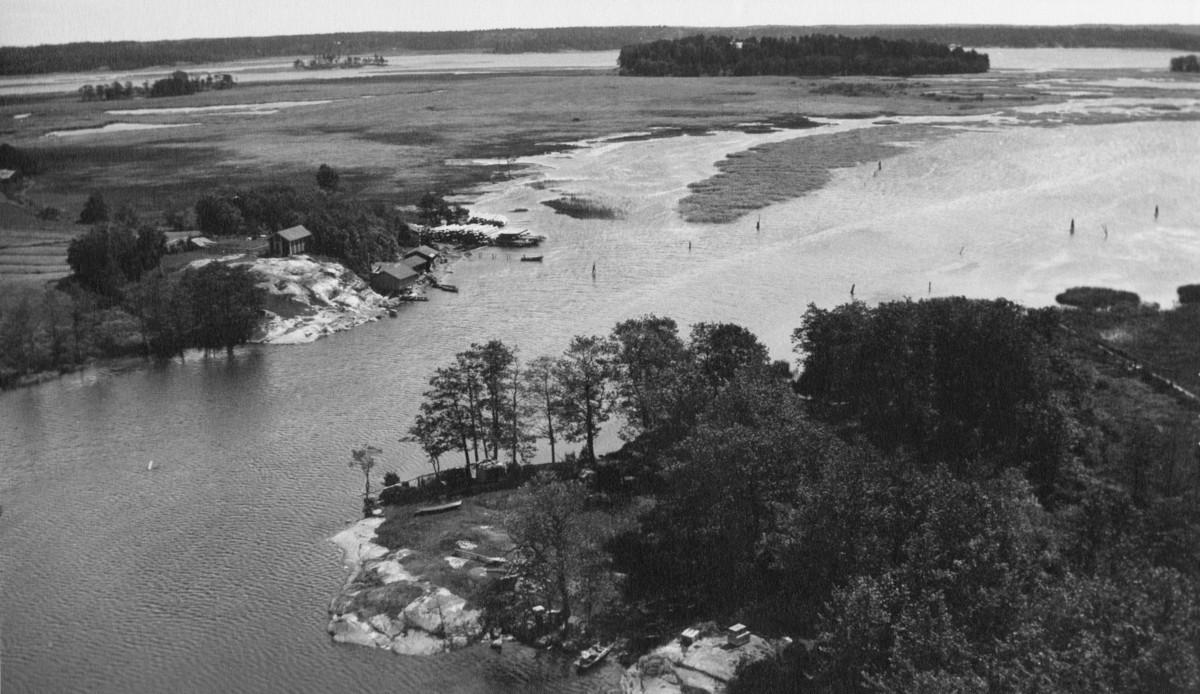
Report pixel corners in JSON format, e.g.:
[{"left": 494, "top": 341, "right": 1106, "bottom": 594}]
[
  {"left": 413, "top": 499, "right": 463, "bottom": 516},
  {"left": 574, "top": 643, "right": 613, "bottom": 673}
]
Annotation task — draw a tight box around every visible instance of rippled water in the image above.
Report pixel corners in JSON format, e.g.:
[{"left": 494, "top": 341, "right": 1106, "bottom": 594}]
[{"left": 3, "top": 67, "right": 1200, "bottom": 693}]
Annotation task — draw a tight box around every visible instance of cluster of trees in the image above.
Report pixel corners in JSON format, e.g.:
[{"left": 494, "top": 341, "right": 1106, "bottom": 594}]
[
  {"left": 460, "top": 298, "right": 1199, "bottom": 691},
  {"left": 406, "top": 318, "right": 782, "bottom": 481},
  {"left": 66, "top": 218, "right": 167, "bottom": 297},
  {"left": 0, "top": 245, "right": 264, "bottom": 386},
  {"left": 416, "top": 191, "right": 469, "bottom": 227},
  {"left": 1171, "top": 54, "right": 1200, "bottom": 72},
  {"left": 293, "top": 54, "right": 388, "bottom": 69},
  {"left": 148, "top": 70, "right": 234, "bottom": 97},
  {"left": 64, "top": 208, "right": 265, "bottom": 356},
  {"left": 78, "top": 71, "right": 234, "bottom": 101},
  {"left": 0, "top": 285, "right": 131, "bottom": 387},
  {"left": 619, "top": 34, "right": 990, "bottom": 77},
  {"left": 193, "top": 180, "right": 416, "bottom": 276},
  {"left": 0, "top": 197, "right": 269, "bottom": 386},
  {"left": 6, "top": 26, "right": 1200, "bottom": 75}
]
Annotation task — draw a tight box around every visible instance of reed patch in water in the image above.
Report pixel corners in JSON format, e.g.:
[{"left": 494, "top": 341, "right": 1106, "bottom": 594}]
[
  {"left": 678, "top": 124, "right": 944, "bottom": 224},
  {"left": 542, "top": 195, "right": 624, "bottom": 219}
]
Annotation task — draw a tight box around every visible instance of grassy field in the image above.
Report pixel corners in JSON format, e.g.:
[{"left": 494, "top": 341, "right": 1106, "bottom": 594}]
[{"left": 0, "top": 68, "right": 1056, "bottom": 286}]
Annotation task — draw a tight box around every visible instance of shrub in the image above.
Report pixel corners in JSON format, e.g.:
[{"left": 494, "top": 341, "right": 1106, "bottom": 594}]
[
  {"left": 78, "top": 192, "right": 109, "bottom": 224},
  {"left": 1055, "top": 286, "right": 1140, "bottom": 310}
]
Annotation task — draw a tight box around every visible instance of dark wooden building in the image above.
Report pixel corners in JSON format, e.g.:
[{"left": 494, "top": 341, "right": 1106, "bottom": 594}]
[
  {"left": 370, "top": 262, "right": 420, "bottom": 295},
  {"left": 402, "top": 245, "right": 440, "bottom": 273},
  {"left": 269, "top": 225, "right": 313, "bottom": 256}
]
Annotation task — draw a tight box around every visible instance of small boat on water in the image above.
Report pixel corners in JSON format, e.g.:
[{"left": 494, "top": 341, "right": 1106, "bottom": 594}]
[
  {"left": 520, "top": 255, "right": 543, "bottom": 262},
  {"left": 434, "top": 282, "right": 459, "bottom": 293},
  {"left": 413, "top": 499, "right": 463, "bottom": 516},
  {"left": 574, "top": 643, "right": 613, "bottom": 673}
]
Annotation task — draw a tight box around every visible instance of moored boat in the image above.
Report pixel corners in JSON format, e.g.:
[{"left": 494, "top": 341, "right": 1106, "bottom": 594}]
[
  {"left": 574, "top": 643, "right": 613, "bottom": 673},
  {"left": 413, "top": 499, "right": 463, "bottom": 516},
  {"left": 520, "top": 255, "right": 543, "bottom": 262}
]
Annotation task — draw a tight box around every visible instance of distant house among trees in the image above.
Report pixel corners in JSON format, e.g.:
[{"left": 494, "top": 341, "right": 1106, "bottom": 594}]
[
  {"left": 269, "top": 225, "right": 313, "bottom": 256},
  {"left": 370, "top": 262, "right": 420, "bottom": 295}
]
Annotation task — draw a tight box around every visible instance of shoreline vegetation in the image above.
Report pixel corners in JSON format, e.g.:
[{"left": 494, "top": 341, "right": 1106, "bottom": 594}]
[
  {"left": 4, "top": 24, "right": 1200, "bottom": 75},
  {"left": 336, "top": 298, "right": 1200, "bottom": 692}
]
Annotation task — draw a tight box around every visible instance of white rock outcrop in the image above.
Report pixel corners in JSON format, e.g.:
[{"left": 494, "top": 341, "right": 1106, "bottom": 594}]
[
  {"left": 328, "top": 518, "right": 484, "bottom": 655},
  {"left": 620, "top": 632, "right": 781, "bottom": 694},
  {"left": 190, "top": 255, "right": 396, "bottom": 345}
]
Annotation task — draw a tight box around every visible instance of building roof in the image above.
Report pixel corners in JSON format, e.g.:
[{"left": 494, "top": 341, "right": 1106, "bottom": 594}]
[
  {"left": 274, "top": 225, "right": 312, "bottom": 242},
  {"left": 374, "top": 262, "right": 420, "bottom": 282},
  {"left": 404, "top": 245, "right": 440, "bottom": 259}
]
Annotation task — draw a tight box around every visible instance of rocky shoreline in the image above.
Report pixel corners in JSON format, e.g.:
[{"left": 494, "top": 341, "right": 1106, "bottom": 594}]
[
  {"left": 327, "top": 517, "right": 485, "bottom": 655},
  {"left": 620, "top": 627, "right": 786, "bottom": 694},
  {"left": 327, "top": 510, "right": 790, "bottom": 694},
  {"left": 216, "top": 255, "right": 398, "bottom": 345}
]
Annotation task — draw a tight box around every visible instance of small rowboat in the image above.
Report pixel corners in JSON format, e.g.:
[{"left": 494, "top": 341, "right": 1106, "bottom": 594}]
[
  {"left": 574, "top": 643, "right": 613, "bottom": 673},
  {"left": 413, "top": 499, "right": 463, "bottom": 516},
  {"left": 520, "top": 255, "right": 543, "bottom": 262}
]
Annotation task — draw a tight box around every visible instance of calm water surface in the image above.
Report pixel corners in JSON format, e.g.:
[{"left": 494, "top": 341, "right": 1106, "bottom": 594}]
[{"left": 3, "top": 52, "right": 1200, "bottom": 693}]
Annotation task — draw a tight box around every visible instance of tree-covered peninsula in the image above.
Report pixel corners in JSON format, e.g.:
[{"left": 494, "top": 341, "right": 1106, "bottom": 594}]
[
  {"left": 345, "top": 297, "right": 1200, "bottom": 691},
  {"left": 618, "top": 34, "right": 990, "bottom": 77}
]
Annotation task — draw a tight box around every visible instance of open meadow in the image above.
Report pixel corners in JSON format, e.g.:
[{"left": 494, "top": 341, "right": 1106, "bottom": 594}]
[{"left": 0, "top": 66, "right": 1056, "bottom": 285}]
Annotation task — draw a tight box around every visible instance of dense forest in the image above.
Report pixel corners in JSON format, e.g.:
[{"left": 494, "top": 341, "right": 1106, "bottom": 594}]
[
  {"left": 3, "top": 25, "right": 1200, "bottom": 75},
  {"left": 618, "top": 34, "right": 989, "bottom": 77},
  {"left": 395, "top": 299, "right": 1200, "bottom": 691}
]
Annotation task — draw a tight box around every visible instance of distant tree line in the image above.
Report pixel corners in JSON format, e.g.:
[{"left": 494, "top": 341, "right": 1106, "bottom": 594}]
[
  {"left": 78, "top": 70, "right": 234, "bottom": 101},
  {"left": 619, "top": 34, "right": 990, "bottom": 77},
  {"left": 5, "top": 25, "right": 1200, "bottom": 75}
]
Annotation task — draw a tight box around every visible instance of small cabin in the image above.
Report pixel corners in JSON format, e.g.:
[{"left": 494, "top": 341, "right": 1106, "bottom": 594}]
[
  {"left": 726, "top": 623, "right": 751, "bottom": 647},
  {"left": 402, "top": 245, "right": 440, "bottom": 273},
  {"left": 269, "top": 225, "right": 313, "bottom": 256},
  {"left": 370, "top": 262, "right": 420, "bottom": 295},
  {"left": 680, "top": 627, "right": 701, "bottom": 648}
]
